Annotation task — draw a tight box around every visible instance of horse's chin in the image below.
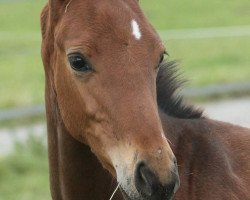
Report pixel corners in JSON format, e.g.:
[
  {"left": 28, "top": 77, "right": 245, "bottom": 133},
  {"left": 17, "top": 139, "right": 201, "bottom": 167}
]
[
  {"left": 120, "top": 187, "right": 140, "bottom": 200},
  {"left": 120, "top": 187, "right": 175, "bottom": 200}
]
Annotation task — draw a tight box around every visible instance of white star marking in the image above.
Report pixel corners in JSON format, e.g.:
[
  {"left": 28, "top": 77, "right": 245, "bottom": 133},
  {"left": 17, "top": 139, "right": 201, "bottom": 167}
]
[{"left": 131, "top": 19, "right": 142, "bottom": 40}]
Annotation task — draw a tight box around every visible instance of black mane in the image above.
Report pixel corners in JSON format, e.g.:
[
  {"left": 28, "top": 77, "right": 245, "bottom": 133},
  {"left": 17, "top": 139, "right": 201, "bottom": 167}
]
[{"left": 156, "top": 61, "right": 203, "bottom": 119}]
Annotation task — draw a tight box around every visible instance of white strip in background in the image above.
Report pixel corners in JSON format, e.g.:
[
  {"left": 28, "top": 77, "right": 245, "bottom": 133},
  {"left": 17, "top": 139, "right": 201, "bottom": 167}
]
[{"left": 159, "top": 25, "right": 250, "bottom": 40}]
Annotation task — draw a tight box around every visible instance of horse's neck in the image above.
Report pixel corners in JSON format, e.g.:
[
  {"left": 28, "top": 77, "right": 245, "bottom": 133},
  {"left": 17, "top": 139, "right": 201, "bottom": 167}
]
[
  {"left": 45, "top": 85, "right": 122, "bottom": 200},
  {"left": 160, "top": 112, "right": 249, "bottom": 199}
]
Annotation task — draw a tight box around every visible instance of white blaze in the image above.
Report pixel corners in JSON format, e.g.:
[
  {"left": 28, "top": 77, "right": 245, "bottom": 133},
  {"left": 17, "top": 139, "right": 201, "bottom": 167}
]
[{"left": 131, "top": 19, "right": 142, "bottom": 40}]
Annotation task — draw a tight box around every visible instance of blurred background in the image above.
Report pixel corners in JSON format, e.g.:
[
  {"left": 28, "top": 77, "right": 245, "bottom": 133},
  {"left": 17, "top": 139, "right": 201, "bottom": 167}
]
[{"left": 0, "top": 0, "right": 250, "bottom": 199}]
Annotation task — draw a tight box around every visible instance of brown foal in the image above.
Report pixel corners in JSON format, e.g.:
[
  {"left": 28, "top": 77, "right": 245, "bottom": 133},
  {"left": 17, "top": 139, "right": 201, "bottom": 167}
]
[{"left": 41, "top": 0, "right": 250, "bottom": 199}]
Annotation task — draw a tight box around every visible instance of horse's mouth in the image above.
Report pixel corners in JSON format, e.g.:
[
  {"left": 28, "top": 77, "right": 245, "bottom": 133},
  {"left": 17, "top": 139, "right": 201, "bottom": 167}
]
[
  {"left": 119, "top": 187, "right": 139, "bottom": 200},
  {"left": 120, "top": 187, "right": 175, "bottom": 200}
]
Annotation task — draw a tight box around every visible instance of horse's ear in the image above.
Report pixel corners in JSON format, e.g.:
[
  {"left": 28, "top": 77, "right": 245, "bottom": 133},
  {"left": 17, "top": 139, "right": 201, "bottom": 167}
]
[{"left": 49, "top": 0, "right": 68, "bottom": 21}]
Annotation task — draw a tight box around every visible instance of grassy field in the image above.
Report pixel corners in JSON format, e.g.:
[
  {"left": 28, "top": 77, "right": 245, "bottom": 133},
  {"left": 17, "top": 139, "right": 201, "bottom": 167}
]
[
  {"left": 142, "top": 0, "right": 250, "bottom": 29},
  {"left": 0, "top": 0, "right": 250, "bottom": 109},
  {"left": 0, "top": 0, "right": 45, "bottom": 108},
  {"left": 0, "top": 137, "right": 50, "bottom": 200}
]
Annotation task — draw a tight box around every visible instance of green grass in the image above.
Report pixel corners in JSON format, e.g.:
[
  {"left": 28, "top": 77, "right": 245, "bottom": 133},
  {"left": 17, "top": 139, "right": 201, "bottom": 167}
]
[
  {"left": 0, "top": 115, "right": 45, "bottom": 129},
  {"left": 0, "top": 0, "right": 45, "bottom": 108},
  {"left": 166, "top": 36, "right": 250, "bottom": 86},
  {"left": 0, "top": 0, "right": 44, "bottom": 32},
  {"left": 0, "top": 136, "right": 50, "bottom": 200},
  {"left": 141, "top": 0, "right": 250, "bottom": 29},
  {"left": 0, "top": 0, "right": 250, "bottom": 108},
  {"left": 0, "top": 39, "right": 44, "bottom": 108}
]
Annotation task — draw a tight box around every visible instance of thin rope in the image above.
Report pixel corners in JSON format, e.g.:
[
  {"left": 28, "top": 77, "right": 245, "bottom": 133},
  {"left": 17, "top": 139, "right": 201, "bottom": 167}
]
[
  {"left": 109, "top": 184, "right": 120, "bottom": 200},
  {"left": 65, "top": 0, "right": 73, "bottom": 13}
]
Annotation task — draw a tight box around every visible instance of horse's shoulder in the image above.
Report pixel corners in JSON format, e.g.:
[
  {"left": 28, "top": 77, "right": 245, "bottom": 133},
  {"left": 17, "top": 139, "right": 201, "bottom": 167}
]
[{"left": 176, "top": 119, "right": 250, "bottom": 198}]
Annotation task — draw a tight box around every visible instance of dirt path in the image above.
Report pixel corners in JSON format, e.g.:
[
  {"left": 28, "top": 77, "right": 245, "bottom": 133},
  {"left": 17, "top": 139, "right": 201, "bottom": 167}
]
[
  {"left": 199, "top": 97, "right": 250, "bottom": 128},
  {"left": 0, "top": 124, "right": 45, "bottom": 156}
]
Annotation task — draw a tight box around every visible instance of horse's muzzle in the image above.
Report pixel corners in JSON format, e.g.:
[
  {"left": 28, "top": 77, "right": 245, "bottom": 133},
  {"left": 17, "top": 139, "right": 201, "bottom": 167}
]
[{"left": 134, "top": 160, "right": 180, "bottom": 200}]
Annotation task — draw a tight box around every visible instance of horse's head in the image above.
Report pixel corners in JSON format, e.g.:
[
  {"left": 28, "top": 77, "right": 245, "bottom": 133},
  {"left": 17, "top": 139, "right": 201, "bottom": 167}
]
[{"left": 41, "top": 0, "right": 179, "bottom": 199}]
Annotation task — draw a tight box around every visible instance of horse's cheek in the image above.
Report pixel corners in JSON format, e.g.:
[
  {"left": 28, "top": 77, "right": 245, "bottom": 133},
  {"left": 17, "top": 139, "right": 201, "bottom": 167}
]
[{"left": 55, "top": 68, "right": 87, "bottom": 142}]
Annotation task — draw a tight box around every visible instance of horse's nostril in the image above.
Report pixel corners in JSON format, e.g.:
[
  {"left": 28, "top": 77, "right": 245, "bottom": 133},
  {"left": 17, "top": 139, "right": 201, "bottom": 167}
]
[
  {"left": 166, "top": 173, "right": 179, "bottom": 198},
  {"left": 135, "top": 162, "right": 158, "bottom": 197},
  {"left": 135, "top": 162, "right": 180, "bottom": 199}
]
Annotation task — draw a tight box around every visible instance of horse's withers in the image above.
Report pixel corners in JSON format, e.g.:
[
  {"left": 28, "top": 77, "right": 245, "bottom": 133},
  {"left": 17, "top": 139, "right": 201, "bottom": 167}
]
[{"left": 41, "top": 0, "right": 179, "bottom": 199}]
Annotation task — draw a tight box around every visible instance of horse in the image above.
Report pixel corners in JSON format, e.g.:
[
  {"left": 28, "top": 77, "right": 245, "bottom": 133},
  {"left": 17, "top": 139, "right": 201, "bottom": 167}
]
[{"left": 40, "top": 0, "right": 250, "bottom": 199}]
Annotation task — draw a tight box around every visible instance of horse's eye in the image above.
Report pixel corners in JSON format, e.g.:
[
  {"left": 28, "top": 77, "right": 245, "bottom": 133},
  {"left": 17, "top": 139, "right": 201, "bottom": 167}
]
[
  {"left": 156, "top": 53, "right": 164, "bottom": 71},
  {"left": 159, "top": 54, "right": 164, "bottom": 64},
  {"left": 68, "top": 54, "right": 92, "bottom": 72}
]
